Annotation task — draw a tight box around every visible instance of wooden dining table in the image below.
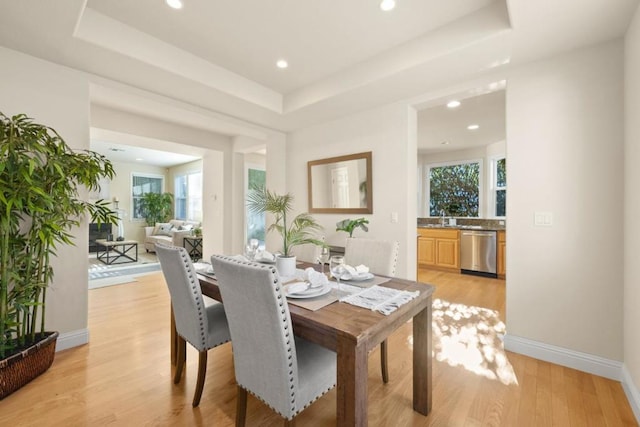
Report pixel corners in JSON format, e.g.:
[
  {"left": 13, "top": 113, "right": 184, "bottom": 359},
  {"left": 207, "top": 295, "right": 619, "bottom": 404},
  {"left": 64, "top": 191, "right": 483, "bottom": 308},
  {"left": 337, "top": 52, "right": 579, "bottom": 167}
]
[{"left": 170, "top": 265, "right": 435, "bottom": 426}]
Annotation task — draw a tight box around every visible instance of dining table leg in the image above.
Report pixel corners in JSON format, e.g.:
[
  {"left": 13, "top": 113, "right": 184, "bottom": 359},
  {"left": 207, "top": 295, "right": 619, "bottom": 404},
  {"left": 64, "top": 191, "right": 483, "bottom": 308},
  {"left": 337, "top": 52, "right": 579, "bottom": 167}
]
[
  {"left": 412, "top": 296, "right": 433, "bottom": 415},
  {"left": 336, "top": 335, "right": 368, "bottom": 426}
]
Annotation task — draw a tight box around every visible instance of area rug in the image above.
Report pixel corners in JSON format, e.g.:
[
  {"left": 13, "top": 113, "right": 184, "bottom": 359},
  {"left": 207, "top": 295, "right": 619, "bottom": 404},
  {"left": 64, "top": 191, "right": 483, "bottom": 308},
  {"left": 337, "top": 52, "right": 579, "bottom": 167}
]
[{"left": 88, "top": 251, "right": 161, "bottom": 289}]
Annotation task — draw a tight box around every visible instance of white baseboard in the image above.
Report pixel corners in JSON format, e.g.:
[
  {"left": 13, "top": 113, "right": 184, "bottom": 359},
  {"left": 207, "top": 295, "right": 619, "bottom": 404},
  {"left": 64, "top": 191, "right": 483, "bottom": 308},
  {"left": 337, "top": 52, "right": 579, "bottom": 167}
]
[
  {"left": 55, "top": 328, "right": 89, "bottom": 352},
  {"left": 503, "top": 334, "right": 623, "bottom": 380},
  {"left": 622, "top": 365, "right": 640, "bottom": 424}
]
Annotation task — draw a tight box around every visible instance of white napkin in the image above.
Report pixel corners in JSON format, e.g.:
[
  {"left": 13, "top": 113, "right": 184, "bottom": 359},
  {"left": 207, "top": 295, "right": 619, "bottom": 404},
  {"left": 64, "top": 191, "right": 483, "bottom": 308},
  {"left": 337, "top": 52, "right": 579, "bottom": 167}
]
[
  {"left": 343, "top": 264, "right": 357, "bottom": 276},
  {"left": 303, "top": 267, "right": 329, "bottom": 288},
  {"left": 256, "top": 250, "right": 275, "bottom": 262},
  {"left": 287, "top": 281, "right": 310, "bottom": 294},
  {"left": 341, "top": 264, "right": 370, "bottom": 279},
  {"left": 355, "top": 264, "right": 369, "bottom": 274}
]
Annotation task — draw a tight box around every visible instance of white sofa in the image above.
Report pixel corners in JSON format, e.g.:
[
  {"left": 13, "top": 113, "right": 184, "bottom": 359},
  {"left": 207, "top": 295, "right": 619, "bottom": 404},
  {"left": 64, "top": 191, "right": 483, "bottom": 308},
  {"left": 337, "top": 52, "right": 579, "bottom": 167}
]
[{"left": 144, "top": 219, "right": 201, "bottom": 252}]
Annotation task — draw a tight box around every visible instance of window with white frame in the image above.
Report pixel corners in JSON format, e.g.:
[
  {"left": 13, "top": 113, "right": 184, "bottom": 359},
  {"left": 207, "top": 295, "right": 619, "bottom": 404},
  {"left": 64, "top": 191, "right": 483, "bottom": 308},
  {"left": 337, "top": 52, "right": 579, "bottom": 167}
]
[
  {"left": 174, "top": 171, "right": 203, "bottom": 221},
  {"left": 426, "top": 160, "right": 481, "bottom": 217},
  {"left": 493, "top": 157, "right": 506, "bottom": 217},
  {"left": 131, "top": 173, "right": 164, "bottom": 221}
]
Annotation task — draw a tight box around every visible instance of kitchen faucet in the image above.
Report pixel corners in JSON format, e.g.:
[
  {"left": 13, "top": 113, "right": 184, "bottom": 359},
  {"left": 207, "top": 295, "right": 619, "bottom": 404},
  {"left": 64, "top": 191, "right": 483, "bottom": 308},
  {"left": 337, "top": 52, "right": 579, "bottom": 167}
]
[{"left": 440, "top": 209, "right": 446, "bottom": 225}]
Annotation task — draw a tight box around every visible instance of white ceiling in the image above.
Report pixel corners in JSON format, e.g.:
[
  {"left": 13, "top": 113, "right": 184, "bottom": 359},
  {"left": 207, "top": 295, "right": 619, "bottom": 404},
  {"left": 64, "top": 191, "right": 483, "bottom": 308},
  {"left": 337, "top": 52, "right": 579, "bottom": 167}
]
[
  {"left": 418, "top": 87, "right": 506, "bottom": 153},
  {"left": 0, "top": 0, "right": 638, "bottom": 147}
]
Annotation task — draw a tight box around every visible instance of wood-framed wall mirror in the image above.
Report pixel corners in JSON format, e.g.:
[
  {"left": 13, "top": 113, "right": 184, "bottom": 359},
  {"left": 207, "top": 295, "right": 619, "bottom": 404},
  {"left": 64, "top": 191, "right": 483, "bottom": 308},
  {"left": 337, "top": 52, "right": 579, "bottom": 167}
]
[{"left": 308, "top": 151, "right": 372, "bottom": 214}]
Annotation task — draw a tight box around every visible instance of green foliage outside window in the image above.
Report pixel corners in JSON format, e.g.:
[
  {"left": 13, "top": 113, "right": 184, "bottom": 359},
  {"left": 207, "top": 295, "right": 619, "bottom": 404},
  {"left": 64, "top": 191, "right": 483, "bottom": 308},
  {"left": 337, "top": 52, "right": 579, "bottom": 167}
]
[
  {"left": 247, "top": 168, "right": 266, "bottom": 242},
  {"left": 429, "top": 162, "right": 480, "bottom": 217},
  {"left": 495, "top": 158, "right": 506, "bottom": 217}
]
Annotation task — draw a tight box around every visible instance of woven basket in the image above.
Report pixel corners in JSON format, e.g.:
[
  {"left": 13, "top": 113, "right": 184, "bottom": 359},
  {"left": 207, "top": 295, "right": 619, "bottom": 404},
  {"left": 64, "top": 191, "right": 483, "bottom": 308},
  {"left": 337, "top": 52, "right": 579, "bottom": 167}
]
[{"left": 0, "top": 331, "right": 59, "bottom": 400}]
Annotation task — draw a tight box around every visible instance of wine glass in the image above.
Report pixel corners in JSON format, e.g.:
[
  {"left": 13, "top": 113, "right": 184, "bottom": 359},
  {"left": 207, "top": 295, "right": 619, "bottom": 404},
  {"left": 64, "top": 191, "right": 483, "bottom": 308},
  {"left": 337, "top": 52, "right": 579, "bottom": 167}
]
[
  {"left": 317, "top": 246, "right": 330, "bottom": 274},
  {"left": 245, "top": 238, "right": 260, "bottom": 261},
  {"left": 329, "top": 255, "right": 346, "bottom": 298}
]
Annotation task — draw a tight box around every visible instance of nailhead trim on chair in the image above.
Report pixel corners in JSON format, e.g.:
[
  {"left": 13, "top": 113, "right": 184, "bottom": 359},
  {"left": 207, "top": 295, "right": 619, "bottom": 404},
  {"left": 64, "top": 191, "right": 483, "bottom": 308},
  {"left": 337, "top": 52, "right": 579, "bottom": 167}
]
[
  {"left": 168, "top": 246, "right": 230, "bottom": 350},
  {"left": 214, "top": 255, "right": 321, "bottom": 419}
]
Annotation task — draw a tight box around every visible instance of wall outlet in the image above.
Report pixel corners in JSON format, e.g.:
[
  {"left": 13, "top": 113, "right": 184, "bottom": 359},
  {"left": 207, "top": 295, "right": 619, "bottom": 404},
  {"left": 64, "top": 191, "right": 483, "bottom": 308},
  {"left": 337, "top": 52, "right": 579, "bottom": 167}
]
[{"left": 391, "top": 212, "right": 398, "bottom": 223}]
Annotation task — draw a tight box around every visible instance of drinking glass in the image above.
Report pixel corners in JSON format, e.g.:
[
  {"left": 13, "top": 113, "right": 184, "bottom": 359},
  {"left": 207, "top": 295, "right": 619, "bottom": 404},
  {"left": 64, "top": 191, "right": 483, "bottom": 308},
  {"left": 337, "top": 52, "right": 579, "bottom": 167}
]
[
  {"left": 329, "top": 255, "right": 346, "bottom": 298},
  {"left": 245, "top": 238, "right": 259, "bottom": 261},
  {"left": 317, "top": 246, "right": 330, "bottom": 274}
]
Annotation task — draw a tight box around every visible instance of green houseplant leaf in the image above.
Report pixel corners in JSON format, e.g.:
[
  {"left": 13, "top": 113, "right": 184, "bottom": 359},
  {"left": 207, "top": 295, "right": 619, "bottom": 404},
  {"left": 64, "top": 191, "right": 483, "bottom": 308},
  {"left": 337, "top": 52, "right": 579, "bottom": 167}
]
[
  {"left": 336, "top": 218, "right": 369, "bottom": 238},
  {"left": 246, "top": 186, "right": 323, "bottom": 256},
  {"left": 139, "top": 192, "right": 174, "bottom": 226},
  {"left": 0, "top": 112, "right": 117, "bottom": 358}
]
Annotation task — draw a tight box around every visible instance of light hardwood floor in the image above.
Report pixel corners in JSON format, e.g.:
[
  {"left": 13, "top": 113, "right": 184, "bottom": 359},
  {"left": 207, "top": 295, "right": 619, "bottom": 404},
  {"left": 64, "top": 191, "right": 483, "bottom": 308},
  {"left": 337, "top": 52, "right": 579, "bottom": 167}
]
[{"left": 0, "top": 270, "right": 636, "bottom": 426}]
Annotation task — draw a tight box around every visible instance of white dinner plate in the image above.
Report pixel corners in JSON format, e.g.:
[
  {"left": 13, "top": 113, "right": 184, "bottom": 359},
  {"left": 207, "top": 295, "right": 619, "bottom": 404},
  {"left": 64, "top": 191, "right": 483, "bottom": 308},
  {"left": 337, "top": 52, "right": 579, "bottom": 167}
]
[
  {"left": 341, "top": 272, "right": 375, "bottom": 282},
  {"left": 285, "top": 283, "right": 331, "bottom": 299}
]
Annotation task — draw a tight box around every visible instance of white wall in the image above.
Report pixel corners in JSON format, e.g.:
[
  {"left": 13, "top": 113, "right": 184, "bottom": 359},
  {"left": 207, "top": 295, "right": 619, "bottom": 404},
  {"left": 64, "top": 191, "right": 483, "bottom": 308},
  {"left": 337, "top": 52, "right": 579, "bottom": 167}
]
[
  {"left": 506, "top": 40, "right": 624, "bottom": 361},
  {"left": 0, "top": 47, "right": 91, "bottom": 349},
  {"left": 288, "top": 103, "right": 417, "bottom": 279},
  {"left": 624, "top": 4, "right": 640, "bottom": 419}
]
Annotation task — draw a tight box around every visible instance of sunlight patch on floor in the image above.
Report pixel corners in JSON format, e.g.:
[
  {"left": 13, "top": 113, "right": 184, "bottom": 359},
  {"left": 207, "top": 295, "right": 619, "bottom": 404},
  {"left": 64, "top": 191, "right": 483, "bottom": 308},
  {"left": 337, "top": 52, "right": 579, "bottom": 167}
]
[{"left": 429, "top": 298, "right": 517, "bottom": 385}]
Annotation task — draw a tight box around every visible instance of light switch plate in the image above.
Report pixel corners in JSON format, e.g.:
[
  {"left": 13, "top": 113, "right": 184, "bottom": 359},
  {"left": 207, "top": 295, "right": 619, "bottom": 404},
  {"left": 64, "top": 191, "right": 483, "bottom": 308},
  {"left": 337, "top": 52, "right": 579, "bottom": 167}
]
[
  {"left": 391, "top": 212, "right": 398, "bottom": 223},
  {"left": 534, "top": 211, "right": 553, "bottom": 226}
]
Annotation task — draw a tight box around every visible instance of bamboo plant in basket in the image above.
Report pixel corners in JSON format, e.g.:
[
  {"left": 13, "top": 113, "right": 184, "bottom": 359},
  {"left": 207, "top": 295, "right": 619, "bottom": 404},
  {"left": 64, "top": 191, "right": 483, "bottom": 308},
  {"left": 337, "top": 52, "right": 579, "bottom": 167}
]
[{"left": 0, "top": 112, "right": 116, "bottom": 398}]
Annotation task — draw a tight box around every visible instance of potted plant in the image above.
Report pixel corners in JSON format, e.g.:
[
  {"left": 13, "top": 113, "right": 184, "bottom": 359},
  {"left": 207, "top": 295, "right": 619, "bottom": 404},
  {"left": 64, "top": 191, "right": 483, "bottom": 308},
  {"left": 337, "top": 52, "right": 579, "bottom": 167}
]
[
  {"left": 247, "top": 186, "right": 323, "bottom": 276},
  {"left": 139, "top": 192, "right": 173, "bottom": 226},
  {"left": 0, "top": 112, "right": 116, "bottom": 398},
  {"left": 336, "top": 217, "right": 370, "bottom": 237}
]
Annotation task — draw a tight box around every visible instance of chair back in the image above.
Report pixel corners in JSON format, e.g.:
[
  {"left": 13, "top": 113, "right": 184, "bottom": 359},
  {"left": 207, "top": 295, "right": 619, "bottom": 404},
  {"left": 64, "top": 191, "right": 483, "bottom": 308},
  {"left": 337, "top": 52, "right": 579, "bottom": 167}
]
[
  {"left": 211, "top": 255, "right": 300, "bottom": 419},
  {"left": 344, "top": 237, "right": 399, "bottom": 276},
  {"left": 290, "top": 243, "right": 320, "bottom": 264},
  {"left": 156, "top": 244, "right": 210, "bottom": 351}
]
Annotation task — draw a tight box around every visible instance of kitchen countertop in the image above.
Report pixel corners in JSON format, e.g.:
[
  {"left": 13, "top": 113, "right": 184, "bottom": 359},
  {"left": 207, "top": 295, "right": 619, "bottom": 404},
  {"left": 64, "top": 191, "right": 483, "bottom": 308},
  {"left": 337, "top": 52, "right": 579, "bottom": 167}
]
[{"left": 417, "top": 224, "right": 506, "bottom": 232}]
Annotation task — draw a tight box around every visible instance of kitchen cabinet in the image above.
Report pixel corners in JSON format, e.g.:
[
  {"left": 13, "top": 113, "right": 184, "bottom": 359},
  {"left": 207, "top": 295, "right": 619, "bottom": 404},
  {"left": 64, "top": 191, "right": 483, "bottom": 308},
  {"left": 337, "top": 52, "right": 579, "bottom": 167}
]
[
  {"left": 497, "top": 230, "right": 506, "bottom": 278},
  {"left": 417, "top": 228, "right": 460, "bottom": 272}
]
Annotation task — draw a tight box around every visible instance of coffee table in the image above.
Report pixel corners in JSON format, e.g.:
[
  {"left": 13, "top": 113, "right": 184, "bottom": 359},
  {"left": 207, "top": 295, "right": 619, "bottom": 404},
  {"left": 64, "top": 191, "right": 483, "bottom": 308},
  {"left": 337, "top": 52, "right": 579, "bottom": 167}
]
[{"left": 95, "top": 239, "right": 138, "bottom": 265}]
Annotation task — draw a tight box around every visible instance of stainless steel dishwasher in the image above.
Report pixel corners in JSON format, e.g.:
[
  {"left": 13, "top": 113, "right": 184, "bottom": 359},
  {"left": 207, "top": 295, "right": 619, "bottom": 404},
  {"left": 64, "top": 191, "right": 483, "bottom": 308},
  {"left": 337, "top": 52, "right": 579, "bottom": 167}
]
[{"left": 460, "top": 230, "right": 497, "bottom": 277}]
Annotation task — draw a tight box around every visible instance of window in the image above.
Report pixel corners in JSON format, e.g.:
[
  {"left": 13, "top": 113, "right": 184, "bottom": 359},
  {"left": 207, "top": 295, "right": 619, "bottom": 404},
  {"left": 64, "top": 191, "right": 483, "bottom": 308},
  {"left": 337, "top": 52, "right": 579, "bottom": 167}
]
[
  {"left": 427, "top": 161, "right": 481, "bottom": 217},
  {"left": 493, "top": 157, "right": 506, "bottom": 217},
  {"left": 246, "top": 166, "right": 266, "bottom": 245},
  {"left": 132, "top": 173, "right": 164, "bottom": 221},
  {"left": 174, "top": 171, "right": 202, "bottom": 221}
]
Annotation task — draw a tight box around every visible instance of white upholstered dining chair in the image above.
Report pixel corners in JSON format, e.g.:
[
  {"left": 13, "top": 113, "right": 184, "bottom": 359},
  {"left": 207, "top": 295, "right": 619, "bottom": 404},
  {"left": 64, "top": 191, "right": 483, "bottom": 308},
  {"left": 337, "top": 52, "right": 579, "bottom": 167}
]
[
  {"left": 155, "top": 244, "right": 231, "bottom": 407},
  {"left": 289, "top": 243, "right": 321, "bottom": 264},
  {"left": 211, "top": 255, "right": 336, "bottom": 427},
  {"left": 344, "top": 237, "right": 399, "bottom": 383}
]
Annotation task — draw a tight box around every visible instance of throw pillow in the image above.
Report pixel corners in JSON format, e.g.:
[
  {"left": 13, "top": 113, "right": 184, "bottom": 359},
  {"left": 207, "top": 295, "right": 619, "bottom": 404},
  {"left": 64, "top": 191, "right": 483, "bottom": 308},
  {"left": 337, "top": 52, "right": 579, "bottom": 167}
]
[
  {"left": 180, "top": 224, "right": 194, "bottom": 231},
  {"left": 154, "top": 223, "right": 173, "bottom": 236}
]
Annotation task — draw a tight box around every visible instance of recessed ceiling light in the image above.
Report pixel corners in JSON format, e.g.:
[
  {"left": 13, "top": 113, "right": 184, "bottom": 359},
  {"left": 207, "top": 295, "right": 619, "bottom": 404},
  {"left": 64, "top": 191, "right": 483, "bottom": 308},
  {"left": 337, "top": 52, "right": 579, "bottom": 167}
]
[
  {"left": 135, "top": 158, "right": 144, "bottom": 161},
  {"left": 447, "top": 100, "right": 461, "bottom": 109},
  {"left": 276, "top": 59, "right": 288, "bottom": 69},
  {"left": 441, "top": 140, "right": 450, "bottom": 145},
  {"left": 380, "top": 0, "right": 396, "bottom": 11},
  {"left": 467, "top": 124, "right": 480, "bottom": 130},
  {"left": 166, "top": 0, "right": 183, "bottom": 10}
]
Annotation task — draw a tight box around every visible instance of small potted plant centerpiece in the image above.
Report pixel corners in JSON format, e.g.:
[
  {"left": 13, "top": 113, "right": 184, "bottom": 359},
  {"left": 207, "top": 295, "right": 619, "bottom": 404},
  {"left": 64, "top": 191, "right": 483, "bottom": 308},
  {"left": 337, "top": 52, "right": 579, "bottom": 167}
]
[
  {"left": 247, "top": 186, "right": 323, "bottom": 276},
  {"left": 0, "top": 112, "right": 116, "bottom": 399}
]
